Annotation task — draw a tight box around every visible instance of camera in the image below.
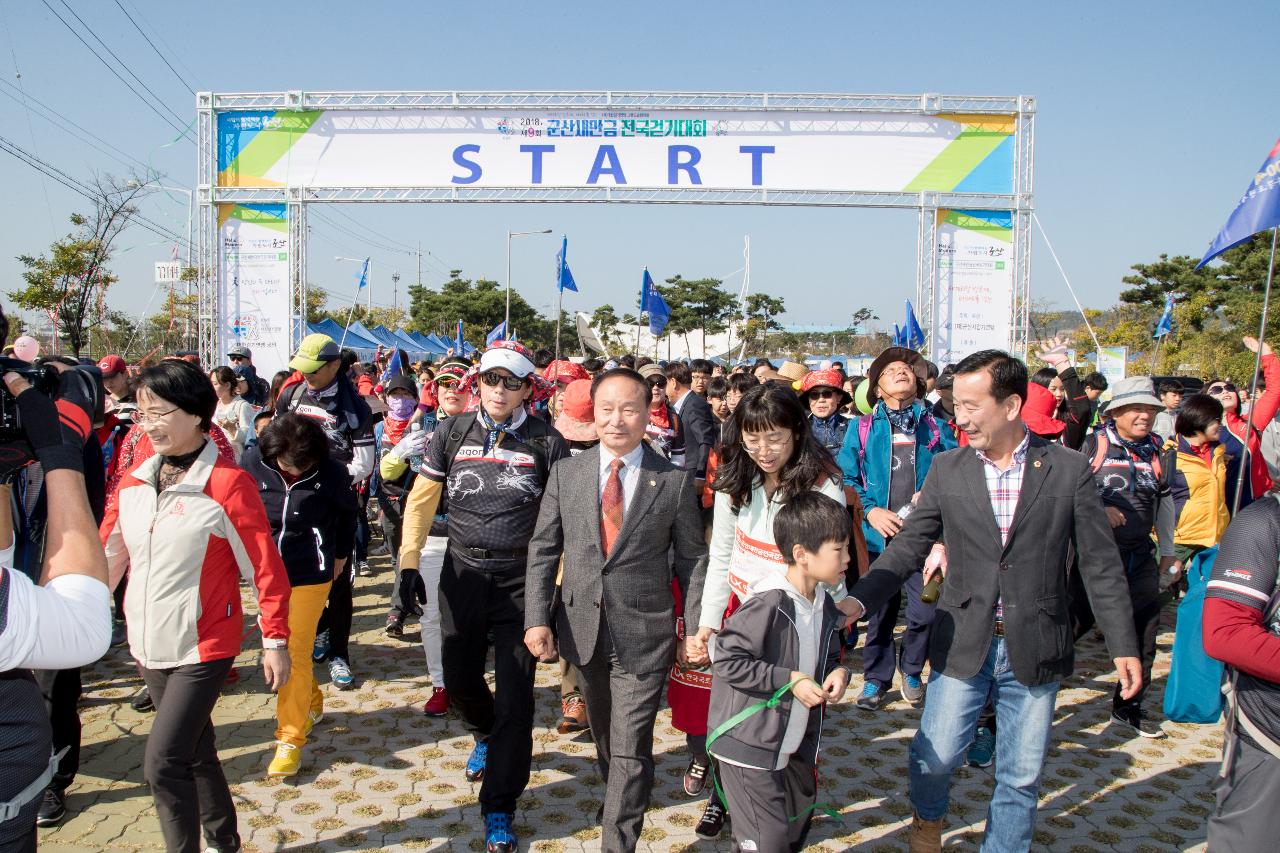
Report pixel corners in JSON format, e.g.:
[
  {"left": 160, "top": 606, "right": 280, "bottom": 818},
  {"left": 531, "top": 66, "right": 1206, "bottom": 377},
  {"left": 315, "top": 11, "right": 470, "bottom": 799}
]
[{"left": 0, "top": 357, "right": 60, "bottom": 471}]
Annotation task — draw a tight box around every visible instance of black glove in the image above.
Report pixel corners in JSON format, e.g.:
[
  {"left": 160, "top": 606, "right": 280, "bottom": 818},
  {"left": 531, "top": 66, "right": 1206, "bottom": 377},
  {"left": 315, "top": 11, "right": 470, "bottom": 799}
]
[
  {"left": 397, "top": 568, "right": 426, "bottom": 616},
  {"left": 14, "top": 369, "right": 93, "bottom": 474}
]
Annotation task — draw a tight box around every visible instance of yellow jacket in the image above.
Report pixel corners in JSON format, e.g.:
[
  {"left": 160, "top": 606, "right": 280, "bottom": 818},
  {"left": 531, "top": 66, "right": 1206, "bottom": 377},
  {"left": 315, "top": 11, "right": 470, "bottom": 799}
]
[{"left": 1166, "top": 437, "right": 1230, "bottom": 548}]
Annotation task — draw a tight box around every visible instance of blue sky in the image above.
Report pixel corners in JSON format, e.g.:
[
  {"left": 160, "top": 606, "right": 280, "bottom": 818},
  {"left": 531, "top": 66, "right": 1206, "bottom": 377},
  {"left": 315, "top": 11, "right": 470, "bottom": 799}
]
[{"left": 0, "top": 1, "right": 1275, "bottom": 336}]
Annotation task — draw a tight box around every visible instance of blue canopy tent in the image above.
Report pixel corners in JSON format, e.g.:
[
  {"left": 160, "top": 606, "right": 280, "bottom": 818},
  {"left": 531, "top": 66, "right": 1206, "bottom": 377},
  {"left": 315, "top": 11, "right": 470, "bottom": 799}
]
[
  {"left": 406, "top": 331, "right": 447, "bottom": 355},
  {"left": 375, "top": 326, "right": 437, "bottom": 360},
  {"left": 306, "top": 319, "right": 381, "bottom": 357},
  {"left": 427, "top": 332, "right": 475, "bottom": 356}
]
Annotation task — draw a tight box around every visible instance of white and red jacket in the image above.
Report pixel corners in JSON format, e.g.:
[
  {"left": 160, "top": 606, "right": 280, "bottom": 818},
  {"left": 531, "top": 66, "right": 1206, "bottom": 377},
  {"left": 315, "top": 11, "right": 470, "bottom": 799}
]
[{"left": 101, "top": 439, "right": 290, "bottom": 669}]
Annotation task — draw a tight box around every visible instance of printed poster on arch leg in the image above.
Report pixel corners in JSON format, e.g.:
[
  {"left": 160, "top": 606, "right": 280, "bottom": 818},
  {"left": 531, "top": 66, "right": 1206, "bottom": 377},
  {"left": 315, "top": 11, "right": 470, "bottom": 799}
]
[
  {"left": 933, "top": 209, "right": 1014, "bottom": 366},
  {"left": 218, "top": 203, "right": 291, "bottom": 377}
]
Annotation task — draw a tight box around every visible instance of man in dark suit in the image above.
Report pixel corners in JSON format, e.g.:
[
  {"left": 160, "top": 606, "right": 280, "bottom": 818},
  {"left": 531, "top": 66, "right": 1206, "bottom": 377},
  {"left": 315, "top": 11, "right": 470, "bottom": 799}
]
[
  {"left": 845, "top": 350, "right": 1142, "bottom": 853},
  {"left": 664, "top": 362, "right": 715, "bottom": 491},
  {"left": 526, "top": 368, "right": 708, "bottom": 853}
]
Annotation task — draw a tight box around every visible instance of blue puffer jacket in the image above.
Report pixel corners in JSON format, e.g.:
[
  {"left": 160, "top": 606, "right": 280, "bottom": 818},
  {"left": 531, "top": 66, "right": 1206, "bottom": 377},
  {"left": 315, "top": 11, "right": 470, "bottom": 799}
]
[{"left": 837, "top": 400, "right": 957, "bottom": 553}]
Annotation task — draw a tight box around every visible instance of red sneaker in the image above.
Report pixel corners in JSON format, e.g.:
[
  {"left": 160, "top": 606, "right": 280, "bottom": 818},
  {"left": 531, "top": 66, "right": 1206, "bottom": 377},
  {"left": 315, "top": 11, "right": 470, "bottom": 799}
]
[
  {"left": 422, "top": 687, "right": 449, "bottom": 717},
  {"left": 224, "top": 667, "right": 239, "bottom": 686}
]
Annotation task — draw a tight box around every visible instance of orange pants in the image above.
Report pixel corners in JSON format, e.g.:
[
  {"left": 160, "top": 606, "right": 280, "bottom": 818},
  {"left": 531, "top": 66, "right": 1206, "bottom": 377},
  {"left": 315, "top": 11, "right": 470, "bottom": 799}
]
[{"left": 276, "top": 581, "right": 331, "bottom": 747}]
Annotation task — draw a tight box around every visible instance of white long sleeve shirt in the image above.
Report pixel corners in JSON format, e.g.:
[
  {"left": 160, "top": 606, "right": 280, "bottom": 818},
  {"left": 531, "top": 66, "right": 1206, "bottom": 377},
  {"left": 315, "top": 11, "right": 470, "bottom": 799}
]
[
  {"left": 0, "top": 545, "right": 112, "bottom": 672},
  {"left": 697, "top": 477, "right": 847, "bottom": 632}
]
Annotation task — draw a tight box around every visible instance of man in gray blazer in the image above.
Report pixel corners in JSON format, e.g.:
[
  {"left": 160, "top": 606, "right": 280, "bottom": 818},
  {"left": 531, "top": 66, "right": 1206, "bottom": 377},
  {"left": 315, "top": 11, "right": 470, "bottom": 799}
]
[
  {"left": 525, "top": 368, "right": 708, "bottom": 853},
  {"left": 845, "top": 350, "right": 1142, "bottom": 853}
]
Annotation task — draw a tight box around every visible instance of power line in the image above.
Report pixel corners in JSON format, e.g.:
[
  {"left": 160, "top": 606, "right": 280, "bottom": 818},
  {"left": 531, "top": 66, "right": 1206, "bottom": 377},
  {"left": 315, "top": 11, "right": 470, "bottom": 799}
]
[
  {"left": 38, "top": 0, "right": 191, "bottom": 139},
  {"left": 0, "top": 0, "right": 56, "bottom": 235},
  {"left": 0, "top": 78, "right": 153, "bottom": 173},
  {"left": 315, "top": 206, "right": 456, "bottom": 277},
  {"left": 111, "top": 0, "right": 193, "bottom": 95},
  {"left": 54, "top": 0, "right": 189, "bottom": 128},
  {"left": 117, "top": 0, "right": 200, "bottom": 93},
  {"left": 0, "top": 133, "right": 189, "bottom": 249}
]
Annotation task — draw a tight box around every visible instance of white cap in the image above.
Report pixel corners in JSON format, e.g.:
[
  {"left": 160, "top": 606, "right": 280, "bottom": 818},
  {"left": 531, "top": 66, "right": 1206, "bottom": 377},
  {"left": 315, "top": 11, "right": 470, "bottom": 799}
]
[{"left": 479, "top": 344, "right": 536, "bottom": 378}]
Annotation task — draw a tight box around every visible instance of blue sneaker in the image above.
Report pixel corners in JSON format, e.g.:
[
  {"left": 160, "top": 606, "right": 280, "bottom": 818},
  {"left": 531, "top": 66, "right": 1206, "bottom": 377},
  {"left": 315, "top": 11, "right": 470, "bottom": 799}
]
[
  {"left": 902, "top": 673, "right": 926, "bottom": 708},
  {"left": 967, "top": 725, "right": 996, "bottom": 768},
  {"left": 312, "top": 629, "right": 330, "bottom": 662},
  {"left": 465, "top": 740, "right": 488, "bottom": 782},
  {"left": 483, "top": 811, "right": 517, "bottom": 853},
  {"left": 856, "top": 682, "right": 885, "bottom": 711},
  {"left": 327, "top": 657, "right": 353, "bottom": 690}
]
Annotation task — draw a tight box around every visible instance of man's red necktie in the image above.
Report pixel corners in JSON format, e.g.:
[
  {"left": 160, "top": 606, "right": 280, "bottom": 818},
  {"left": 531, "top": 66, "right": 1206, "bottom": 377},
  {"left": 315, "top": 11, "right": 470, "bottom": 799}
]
[{"left": 601, "top": 458, "right": 625, "bottom": 556}]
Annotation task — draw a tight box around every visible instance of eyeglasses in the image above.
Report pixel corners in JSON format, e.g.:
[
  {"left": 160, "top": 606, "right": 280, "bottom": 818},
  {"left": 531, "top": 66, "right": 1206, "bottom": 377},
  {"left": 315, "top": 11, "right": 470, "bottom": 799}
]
[
  {"left": 434, "top": 375, "right": 459, "bottom": 387},
  {"left": 808, "top": 389, "right": 837, "bottom": 400},
  {"left": 741, "top": 434, "right": 793, "bottom": 456},
  {"left": 228, "top": 355, "right": 246, "bottom": 362},
  {"left": 480, "top": 371, "right": 528, "bottom": 391},
  {"left": 1207, "top": 383, "right": 1237, "bottom": 395},
  {"left": 136, "top": 407, "right": 180, "bottom": 424}
]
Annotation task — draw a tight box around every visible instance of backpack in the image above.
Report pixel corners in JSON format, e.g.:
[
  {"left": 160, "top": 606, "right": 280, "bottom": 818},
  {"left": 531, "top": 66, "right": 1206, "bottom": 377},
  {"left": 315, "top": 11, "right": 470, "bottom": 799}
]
[
  {"left": 1087, "top": 428, "right": 1172, "bottom": 489},
  {"left": 1163, "top": 546, "right": 1225, "bottom": 724},
  {"left": 854, "top": 408, "right": 943, "bottom": 469},
  {"left": 439, "top": 410, "right": 557, "bottom": 485}
]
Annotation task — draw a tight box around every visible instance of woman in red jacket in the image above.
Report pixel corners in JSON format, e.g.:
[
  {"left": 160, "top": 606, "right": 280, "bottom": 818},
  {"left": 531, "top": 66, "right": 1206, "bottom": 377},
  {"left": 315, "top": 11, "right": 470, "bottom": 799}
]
[
  {"left": 101, "top": 360, "right": 291, "bottom": 853},
  {"left": 1207, "top": 336, "right": 1280, "bottom": 509}
]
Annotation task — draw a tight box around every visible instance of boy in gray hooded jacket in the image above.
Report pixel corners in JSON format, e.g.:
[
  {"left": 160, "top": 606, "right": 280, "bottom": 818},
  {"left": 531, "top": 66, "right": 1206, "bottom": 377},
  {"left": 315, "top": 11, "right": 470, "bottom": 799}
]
[{"left": 708, "top": 491, "right": 851, "bottom": 851}]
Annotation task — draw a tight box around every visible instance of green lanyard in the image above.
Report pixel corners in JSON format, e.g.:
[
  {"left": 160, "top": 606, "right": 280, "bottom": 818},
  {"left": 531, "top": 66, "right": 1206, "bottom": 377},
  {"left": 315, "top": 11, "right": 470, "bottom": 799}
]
[{"left": 704, "top": 675, "right": 844, "bottom": 824}]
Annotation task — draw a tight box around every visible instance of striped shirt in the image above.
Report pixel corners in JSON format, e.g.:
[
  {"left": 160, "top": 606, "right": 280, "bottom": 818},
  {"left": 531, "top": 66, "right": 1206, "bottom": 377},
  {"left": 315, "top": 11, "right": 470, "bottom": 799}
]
[{"left": 976, "top": 429, "right": 1030, "bottom": 622}]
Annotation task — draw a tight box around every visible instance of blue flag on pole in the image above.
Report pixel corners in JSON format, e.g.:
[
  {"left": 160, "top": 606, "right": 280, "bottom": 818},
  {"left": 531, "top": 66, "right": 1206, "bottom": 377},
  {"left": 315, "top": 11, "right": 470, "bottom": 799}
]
[
  {"left": 357, "top": 258, "right": 370, "bottom": 289},
  {"left": 380, "top": 347, "right": 403, "bottom": 383},
  {"left": 557, "top": 236, "right": 577, "bottom": 293},
  {"left": 454, "top": 319, "right": 464, "bottom": 353},
  {"left": 892, "top": 324, "right": 905, "bottom": 347},
  {"left": 1154, "top": 293, "right": 1175, "bottom": 339},
  {"left": 640, "top": 269, "right": 670, "bottom": 336},
  {"left": 904, "top": 300, "right": 925, "bottom": 350},
  {"left": 1198, "top": 138, "right": 1280, "bottom": 268},
  {"left": 486, "top": 321, "right": 507, "bottom": 347}
]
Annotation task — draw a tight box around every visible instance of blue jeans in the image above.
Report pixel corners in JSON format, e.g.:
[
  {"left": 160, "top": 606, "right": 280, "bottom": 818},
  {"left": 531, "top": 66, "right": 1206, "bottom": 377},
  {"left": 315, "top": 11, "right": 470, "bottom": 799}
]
[{"left": 909, "top": 637, "right": 1058, "bottom": 852}]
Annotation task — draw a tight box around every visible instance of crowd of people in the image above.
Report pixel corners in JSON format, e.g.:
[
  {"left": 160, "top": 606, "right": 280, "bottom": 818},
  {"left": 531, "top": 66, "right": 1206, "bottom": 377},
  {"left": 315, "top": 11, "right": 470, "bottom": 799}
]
[{"left": 1, "top": 311, "right": 1279, "bottom": 853}]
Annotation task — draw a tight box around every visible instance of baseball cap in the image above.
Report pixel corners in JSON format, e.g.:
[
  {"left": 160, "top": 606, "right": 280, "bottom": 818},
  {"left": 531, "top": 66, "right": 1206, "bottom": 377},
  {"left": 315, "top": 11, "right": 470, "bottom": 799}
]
[
  {"left": 383, "top": 373, "right": 418, "bottom": 396},
  {"left": 98, "top": 354, "right": 127, "bottom": 376},
  {"left": 478, "top": 340, "right": 536, "bottom": 379},
  {"left": 227, "top": 345, "right": 252, "bottom": 359},
  {"left": 288, "top": 333, "right": 341, "bottom": 374}
]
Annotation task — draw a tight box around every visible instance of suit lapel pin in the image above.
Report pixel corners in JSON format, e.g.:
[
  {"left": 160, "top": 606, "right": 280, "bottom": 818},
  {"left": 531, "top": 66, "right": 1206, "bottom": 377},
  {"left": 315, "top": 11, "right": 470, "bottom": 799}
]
[
  {"left": 649, "top": 479, "right": 657, "bottom": 487},
  {"left": 1033, "top": 460, "right": 1042, "bottom": 468}
]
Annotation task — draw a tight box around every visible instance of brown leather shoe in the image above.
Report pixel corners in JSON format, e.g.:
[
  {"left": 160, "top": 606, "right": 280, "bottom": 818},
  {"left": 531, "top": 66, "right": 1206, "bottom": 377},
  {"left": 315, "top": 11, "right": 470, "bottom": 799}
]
[
  {"left": 556, "top": 693, "right": 589, "bottom": 734},
  {"left": 908, "top": 813, "right": 944, "bottom": 853}
]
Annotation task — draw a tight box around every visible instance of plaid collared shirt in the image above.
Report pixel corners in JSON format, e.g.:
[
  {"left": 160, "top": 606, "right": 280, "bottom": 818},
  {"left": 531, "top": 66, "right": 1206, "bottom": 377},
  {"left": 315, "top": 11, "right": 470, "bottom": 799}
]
[{"left": 975, "top": 429, "right": 1030, "bottom": 623}]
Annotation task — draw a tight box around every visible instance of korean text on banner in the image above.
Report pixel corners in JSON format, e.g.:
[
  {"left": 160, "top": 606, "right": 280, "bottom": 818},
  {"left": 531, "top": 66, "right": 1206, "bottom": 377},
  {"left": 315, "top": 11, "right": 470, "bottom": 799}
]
[
  {"left": 932, "top": 210, "right": 1014, "bottom": 364},
  {"left": 219, "top": 203, "right": 291, "bottom": 376},
  {"left": 215, "top": 109, "right": 1016, "bottom": 195},
  {"left": 1096, "top": 346, "right": 1128, "bottom": 389}
]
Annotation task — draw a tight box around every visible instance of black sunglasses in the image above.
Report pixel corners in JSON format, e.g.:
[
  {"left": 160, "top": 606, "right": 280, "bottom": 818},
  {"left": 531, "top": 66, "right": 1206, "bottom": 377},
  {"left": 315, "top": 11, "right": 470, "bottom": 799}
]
[
  {"left": 480, "top": 371, "right": 528, "bottom": 391},
  {"left": 1208, "top": 383, "right": 1237, "bottom": 395},
  {"left": 808, "top": 389, "right": 837, "bottom": 400},
  {"left": 228, "top": 355, "right": 246, "bottom": 362},
  {"left": 647, "top": 376, "right": 665, "bottom": 388}
]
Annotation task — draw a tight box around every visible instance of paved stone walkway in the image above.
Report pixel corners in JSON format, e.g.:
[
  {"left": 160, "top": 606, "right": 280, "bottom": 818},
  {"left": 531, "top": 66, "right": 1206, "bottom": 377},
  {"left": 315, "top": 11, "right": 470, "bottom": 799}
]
[{"left": 41, "top": 556, "right": 1220, "bottom": 851}]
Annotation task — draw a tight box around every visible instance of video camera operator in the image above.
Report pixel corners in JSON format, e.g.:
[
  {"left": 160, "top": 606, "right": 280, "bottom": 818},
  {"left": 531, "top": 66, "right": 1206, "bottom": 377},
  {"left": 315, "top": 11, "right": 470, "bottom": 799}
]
[{"left": 0, "top": 359, "right": 112, "bottom": 852}]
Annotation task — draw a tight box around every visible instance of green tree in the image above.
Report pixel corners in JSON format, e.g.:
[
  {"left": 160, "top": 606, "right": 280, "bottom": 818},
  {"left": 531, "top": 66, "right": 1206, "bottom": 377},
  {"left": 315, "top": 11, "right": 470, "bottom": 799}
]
[
  {"left": 407, "top": 271, "right": 554, "bottom": 350},
  {"left": 850, "top": 306, "right": 878, "bottom": 331},
  {"left": 744, "top": 292, "right": 785, "bottom": 354},
  {"left": 11, "top": 178, "right": 150, "bottom": 356},
  {"left": 589, "top": 304, "right": 623, "bottom": 355}
]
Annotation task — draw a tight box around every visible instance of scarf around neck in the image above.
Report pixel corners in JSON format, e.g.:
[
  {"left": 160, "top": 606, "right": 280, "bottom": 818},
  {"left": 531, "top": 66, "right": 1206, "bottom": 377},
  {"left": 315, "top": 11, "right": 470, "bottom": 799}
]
[
  {"left": 478, "top": 406, "right": 525, "bottom": 455},
  {"left": 881, "top": 401, "right": 918, "bottom": 435}
]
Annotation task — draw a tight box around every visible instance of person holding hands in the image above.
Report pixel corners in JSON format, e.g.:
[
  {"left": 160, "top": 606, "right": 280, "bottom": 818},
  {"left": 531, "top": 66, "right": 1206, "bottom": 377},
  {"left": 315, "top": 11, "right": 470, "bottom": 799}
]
[{"left": 705, "top": 491, "right": 851, "bottom": 853}]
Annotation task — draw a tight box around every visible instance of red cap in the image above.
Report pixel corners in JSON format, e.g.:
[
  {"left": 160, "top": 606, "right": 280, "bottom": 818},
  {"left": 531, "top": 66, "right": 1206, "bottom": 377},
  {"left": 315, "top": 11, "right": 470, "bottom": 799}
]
[
  {"left": 542, "top": 359, "right": 590, "bottom": 385},
  {"left": 554, "top": 379, "right": 597, "bottom": 443},
  {"left": 98, "top": 355, "right": 127, "bottom": 376}
]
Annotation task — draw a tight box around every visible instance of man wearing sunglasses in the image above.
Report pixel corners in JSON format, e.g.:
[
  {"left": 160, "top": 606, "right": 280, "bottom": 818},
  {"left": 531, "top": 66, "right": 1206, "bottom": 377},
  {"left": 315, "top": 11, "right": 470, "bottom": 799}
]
[{"left": 398, "top": 341, "right": 569, "bottom": 853}]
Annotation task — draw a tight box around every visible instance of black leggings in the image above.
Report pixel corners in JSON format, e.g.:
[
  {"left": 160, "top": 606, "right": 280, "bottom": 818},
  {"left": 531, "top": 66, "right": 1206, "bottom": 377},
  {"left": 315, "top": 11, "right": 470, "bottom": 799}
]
[
  {"left": 139, "top": 657, "right": 237, "bottom": 853},
  {"left": 317, "top": 562, "right": 354, "bottom": 661}
]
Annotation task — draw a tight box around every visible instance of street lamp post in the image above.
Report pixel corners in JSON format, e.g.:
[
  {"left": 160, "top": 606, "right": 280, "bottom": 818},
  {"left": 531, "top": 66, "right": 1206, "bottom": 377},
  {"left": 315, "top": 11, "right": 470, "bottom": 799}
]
[
  {"left": 506, "top": 229, "right": 553, "bottom": 332},
  {"left": 128, "top": 179, "right": 194, "bottom": 351}
]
